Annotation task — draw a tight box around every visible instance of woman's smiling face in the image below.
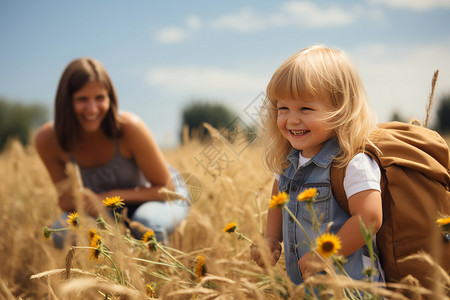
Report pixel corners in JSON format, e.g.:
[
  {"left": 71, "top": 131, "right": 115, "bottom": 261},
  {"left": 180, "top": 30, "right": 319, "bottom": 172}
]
[{"left": 72, "top": 81, "right": 110, "bottom": 133}]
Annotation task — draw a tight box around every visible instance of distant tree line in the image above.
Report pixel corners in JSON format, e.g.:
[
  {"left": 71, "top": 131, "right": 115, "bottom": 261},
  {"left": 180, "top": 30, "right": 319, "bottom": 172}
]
[
  {"left": 0, "top": 98, "right": 48, "bottom": 150},
  {"left": 436, "top": 93, "right": 450, "bottom": 133},
  {"left": 389, "top": 93, "right": 450, "bottom": 133},
  {"left": 179, "top": 101, "right": 257, "bottom": 144},
  {"left": 181, "top": 95, "right": 450, "bottom": 145},
  {"left": 1, "top": 93, "right": 450, "bottom": 152},
  {"left": 180, "top": 101, "right": 236, "bottom": 141}
]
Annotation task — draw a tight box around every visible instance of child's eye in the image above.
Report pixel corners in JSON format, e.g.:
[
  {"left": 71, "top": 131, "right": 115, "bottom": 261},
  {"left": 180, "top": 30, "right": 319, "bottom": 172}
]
[
  {"left": 301, "top": 107, "right": 313, "bottom": 111},
  {"left": 278, "top": 106, "right": 289, "bottom": 111}
]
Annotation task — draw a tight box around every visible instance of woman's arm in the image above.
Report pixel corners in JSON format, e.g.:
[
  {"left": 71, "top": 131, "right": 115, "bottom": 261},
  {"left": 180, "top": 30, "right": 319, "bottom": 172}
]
[
  {"left": 99, "top": 112, "right": 173, "bottom": 204},
  {"left": 35, "top": 122, "right": 75, "bottom": 212}
]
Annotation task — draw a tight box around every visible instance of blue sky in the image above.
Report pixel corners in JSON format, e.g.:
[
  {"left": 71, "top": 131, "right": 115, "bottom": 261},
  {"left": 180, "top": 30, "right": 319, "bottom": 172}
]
[{"left": 1, "top": 0, "right": 449, "bottom": 148}]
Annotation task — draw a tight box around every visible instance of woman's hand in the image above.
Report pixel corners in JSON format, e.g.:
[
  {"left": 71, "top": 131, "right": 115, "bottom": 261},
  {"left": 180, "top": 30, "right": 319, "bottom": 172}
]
[{"left": 81, "top": 188, "right": 104, "bottom": 218}]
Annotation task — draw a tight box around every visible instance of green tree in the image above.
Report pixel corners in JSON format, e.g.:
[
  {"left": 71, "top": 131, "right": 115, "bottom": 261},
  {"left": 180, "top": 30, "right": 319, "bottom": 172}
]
[
  {"left": 436, "top": 93, "right": 450, "bottom": 133},
  {"left": 0, "top": 98, "right": 48, "bottom": 150},
  {"left": 180, "top": 101, "right": 237, "bottom": 142},
  {"left": 390, "top": 111, "right": 405, "bottom": 123}
]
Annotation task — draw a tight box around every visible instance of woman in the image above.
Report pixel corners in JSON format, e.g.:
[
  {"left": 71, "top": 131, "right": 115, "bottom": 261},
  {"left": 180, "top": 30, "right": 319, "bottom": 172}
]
[{"left": 35, "top": 57, "right": 190, "bottom": 246}]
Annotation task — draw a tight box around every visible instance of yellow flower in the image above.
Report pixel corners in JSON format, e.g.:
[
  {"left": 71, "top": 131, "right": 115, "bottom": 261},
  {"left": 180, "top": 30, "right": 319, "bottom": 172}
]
[
  {"left": 223, "top": 222, "right": 237, "bottom": 233},
  {"left": 195, "top": 255, "right": 207, "bottom": 278},
  {"left": 90, "top": 237, "right": 101, "bottom": 260},
  {"left": 146, "top": 283, "right": 156, "bottom": 298},
  {"left": 436, "top": 217, "right": 450, "bottom": 226},
  {"left": 89, "top": 229, "right": 102, "bottom": 260},
  {"left": 436, "top": 217, "right": 450, "bottom": 231},
  {"left": 316, "top": 232, "right": 341, "bottom": 258},
  {"left": 297, "top": 188, "right": 318, "bottom": 202},
  {"left": 88, "top": 228, "right": 98, "bottom": 240},
  {"left": 269, "top": 191, "right": 288, "bottom": 208},
  {"left": 66, "top": 212, "right": 80, "bottom": 227},
  {"left": 142, "top": 230, "right": 157, "bottom": 251},
  {"left": 102, "top": 196, "right": 124, "bottom": 209}
]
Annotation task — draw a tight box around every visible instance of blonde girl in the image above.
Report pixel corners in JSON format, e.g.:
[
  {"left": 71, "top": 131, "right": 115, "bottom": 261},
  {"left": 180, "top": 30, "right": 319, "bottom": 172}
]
[{"left": 251, "top": 45, "right": 384, "bottom": 284}]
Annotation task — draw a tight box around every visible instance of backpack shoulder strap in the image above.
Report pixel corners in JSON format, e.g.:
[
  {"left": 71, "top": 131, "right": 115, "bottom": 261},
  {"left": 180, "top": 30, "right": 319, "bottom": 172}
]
[
  {"left": 330, "top": 162, "right": 349, "bottom": 215},
  {"left": 331, "top": 130, "right": 383, "bottom": 216}
]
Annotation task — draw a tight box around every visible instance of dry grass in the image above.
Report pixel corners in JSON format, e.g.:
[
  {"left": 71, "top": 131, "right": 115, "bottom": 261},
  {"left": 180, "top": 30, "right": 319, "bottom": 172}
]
[{"left": 0, "top": 127, "right": 449, "bottom": 299}]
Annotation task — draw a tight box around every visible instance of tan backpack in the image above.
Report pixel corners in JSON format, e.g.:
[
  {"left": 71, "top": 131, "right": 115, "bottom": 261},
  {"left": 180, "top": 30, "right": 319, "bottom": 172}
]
[{"left": 330, "top": 122, "right": 450, "bottom": 288}]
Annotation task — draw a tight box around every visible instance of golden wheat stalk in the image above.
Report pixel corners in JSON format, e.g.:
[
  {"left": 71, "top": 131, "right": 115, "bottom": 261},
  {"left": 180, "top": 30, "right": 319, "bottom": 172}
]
[
  {"left": 65, "top": 247, "right": 76, "bottom": 279},
  {"left": 30, "top": 268, "right": 94, "bottom": 280},
  {"left": 203, "top": 122, "right": 230, "bottom": 144},
  {"left": 399, "top": 252, "right": 449, "bottom": 282},
  {"left": 299, "top": 274, "right": 409, "bottom": 300},
  {"left": 158, "top": 187, "right": 191, "bottom": 203},
  {"left": 167, "top": 286, "right": 219, "bottom": 298},
  {"left": 60, "top": 277, "right": 142, "bottom": 298},
  {"left": 424, "top": 70, "right": 439, "bottom": 128},
  {"left": 239, "top": 278, "right": 267, "bottom": 299}
]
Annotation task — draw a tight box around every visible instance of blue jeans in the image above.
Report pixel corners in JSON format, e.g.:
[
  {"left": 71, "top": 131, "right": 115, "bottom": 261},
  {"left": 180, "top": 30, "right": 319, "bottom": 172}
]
[
  {"left": 52, "top": 167, "right": 191, "bottom": 247},
  {"left": 131, "top": 199, "right": 190, "bottom": 242},
  {"left": 52, "top": 202, "right": 189, "bottom": 247}
]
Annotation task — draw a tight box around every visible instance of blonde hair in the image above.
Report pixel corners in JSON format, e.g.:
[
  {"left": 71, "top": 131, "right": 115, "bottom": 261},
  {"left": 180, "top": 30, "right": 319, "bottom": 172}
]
[{"left": 260, "top": 45, "right": 377, "bottom": 174}]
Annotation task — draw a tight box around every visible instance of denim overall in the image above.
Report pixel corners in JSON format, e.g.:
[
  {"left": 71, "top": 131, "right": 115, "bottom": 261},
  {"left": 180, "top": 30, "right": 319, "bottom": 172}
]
[{"left": 279, "top": 137, "right": 366, "bottom": 285}]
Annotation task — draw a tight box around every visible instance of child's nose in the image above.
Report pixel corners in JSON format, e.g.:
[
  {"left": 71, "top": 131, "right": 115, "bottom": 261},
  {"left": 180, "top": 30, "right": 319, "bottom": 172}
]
[{"left": 287, "top": 113, "right": 302, "bottom": 125}]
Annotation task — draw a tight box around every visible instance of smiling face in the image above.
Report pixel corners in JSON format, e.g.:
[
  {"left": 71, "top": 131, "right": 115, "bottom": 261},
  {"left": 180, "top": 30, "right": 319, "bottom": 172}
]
[
  {"left": 72, "top": 81, "right": 111, "bottom": 133},
  {"left": 276, "top": 96, "right": 335, "bottom": 158}
]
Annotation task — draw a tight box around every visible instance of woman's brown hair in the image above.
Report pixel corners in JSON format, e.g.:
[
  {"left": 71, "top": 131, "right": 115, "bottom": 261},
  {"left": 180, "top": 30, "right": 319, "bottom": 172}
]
[{"left": 54, "top": 57, "right": 121, "bottom": 151}]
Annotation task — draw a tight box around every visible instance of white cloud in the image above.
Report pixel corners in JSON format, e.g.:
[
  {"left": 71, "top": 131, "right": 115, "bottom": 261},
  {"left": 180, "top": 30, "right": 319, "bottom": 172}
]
[
  {"left": 158, "top": 2, "right": 364, "bottom": 41},
  {"left": 147, "top": 65, "right": 266, "bottom": 95},
  {"left": 370, "top": 0, "right": 450, "bottom": 11},
  {"left": 155, "top": 27, "right": 188, "bottom": 44},
  {"left": 277, "top": 1, "right": 362, "bottom": 28},
  {"left": 212, "top": 2, "right": 362, "bottom": 32},
  {"left": 155, "top": 15, "right": 202, "bottom": 44},
  {"left": 186, "top": 15, "right": 202, "bottom": 30},
  {"left": 146, "top": 65, "right": 268, "bottom": 108},
  {"left": 351, "top": 43, "right": 450, "bottom": 124},
  {"left": 211, "top": 7, "right": 267, "bottom": 32}
]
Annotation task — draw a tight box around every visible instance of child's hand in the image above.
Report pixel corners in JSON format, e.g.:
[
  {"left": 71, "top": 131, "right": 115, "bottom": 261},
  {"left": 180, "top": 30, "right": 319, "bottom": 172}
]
[
  {"left": 250, "top": 237, "right": 282, "bottom": 267},
  {"left": 298, "top": 251, "right": 330, "bottom": 279}
]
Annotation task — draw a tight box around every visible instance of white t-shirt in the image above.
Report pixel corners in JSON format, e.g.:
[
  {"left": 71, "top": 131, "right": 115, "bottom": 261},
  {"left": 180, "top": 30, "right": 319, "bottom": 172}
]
[
  {"left": 274, "top": 152, "right": 384, "bottom": 280},
  {"left": 343, "top": 153, "right": 381, "bottom": 197},
  {"left": 274, "top": 152, "right": 381, "bottom": 196}
]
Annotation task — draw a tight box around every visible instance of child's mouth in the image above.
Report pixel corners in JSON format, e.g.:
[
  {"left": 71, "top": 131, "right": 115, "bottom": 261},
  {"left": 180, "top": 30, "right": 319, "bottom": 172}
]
[{"left": 289, "top": 129, "right": 309, "bottom": 136}]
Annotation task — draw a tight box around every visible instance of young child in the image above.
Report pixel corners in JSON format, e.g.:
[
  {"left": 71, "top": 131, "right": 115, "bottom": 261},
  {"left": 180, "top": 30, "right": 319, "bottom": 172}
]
[{"left": 251, "top": 45, "right": 384, "bottom": 284}]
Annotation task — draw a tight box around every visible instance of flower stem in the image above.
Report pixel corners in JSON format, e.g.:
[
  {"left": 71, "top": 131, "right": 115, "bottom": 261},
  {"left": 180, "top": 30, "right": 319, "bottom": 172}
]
[
  {"left": 235, "top": 231, "right": 254, "bottom": 244},
  {"left": 283, "top": 206, "right": 313, "bottom": 247},
  {"left": 156, "top": 244, "right": 196, "bottom": 277},
  {"left": 73, "top": 246, "right": 124, "bottom": 285}
]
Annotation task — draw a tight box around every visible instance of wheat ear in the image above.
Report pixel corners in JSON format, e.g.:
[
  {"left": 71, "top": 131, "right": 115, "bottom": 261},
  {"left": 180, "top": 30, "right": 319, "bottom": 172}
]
[{"left": 424, "top": 70, "right": 439, "bottom": 128}]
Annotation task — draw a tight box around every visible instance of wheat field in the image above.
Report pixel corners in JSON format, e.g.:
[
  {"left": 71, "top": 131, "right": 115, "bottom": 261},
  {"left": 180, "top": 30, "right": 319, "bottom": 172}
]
[{"left": 0, "top": 128, "right": 449, "bottom": 300}]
